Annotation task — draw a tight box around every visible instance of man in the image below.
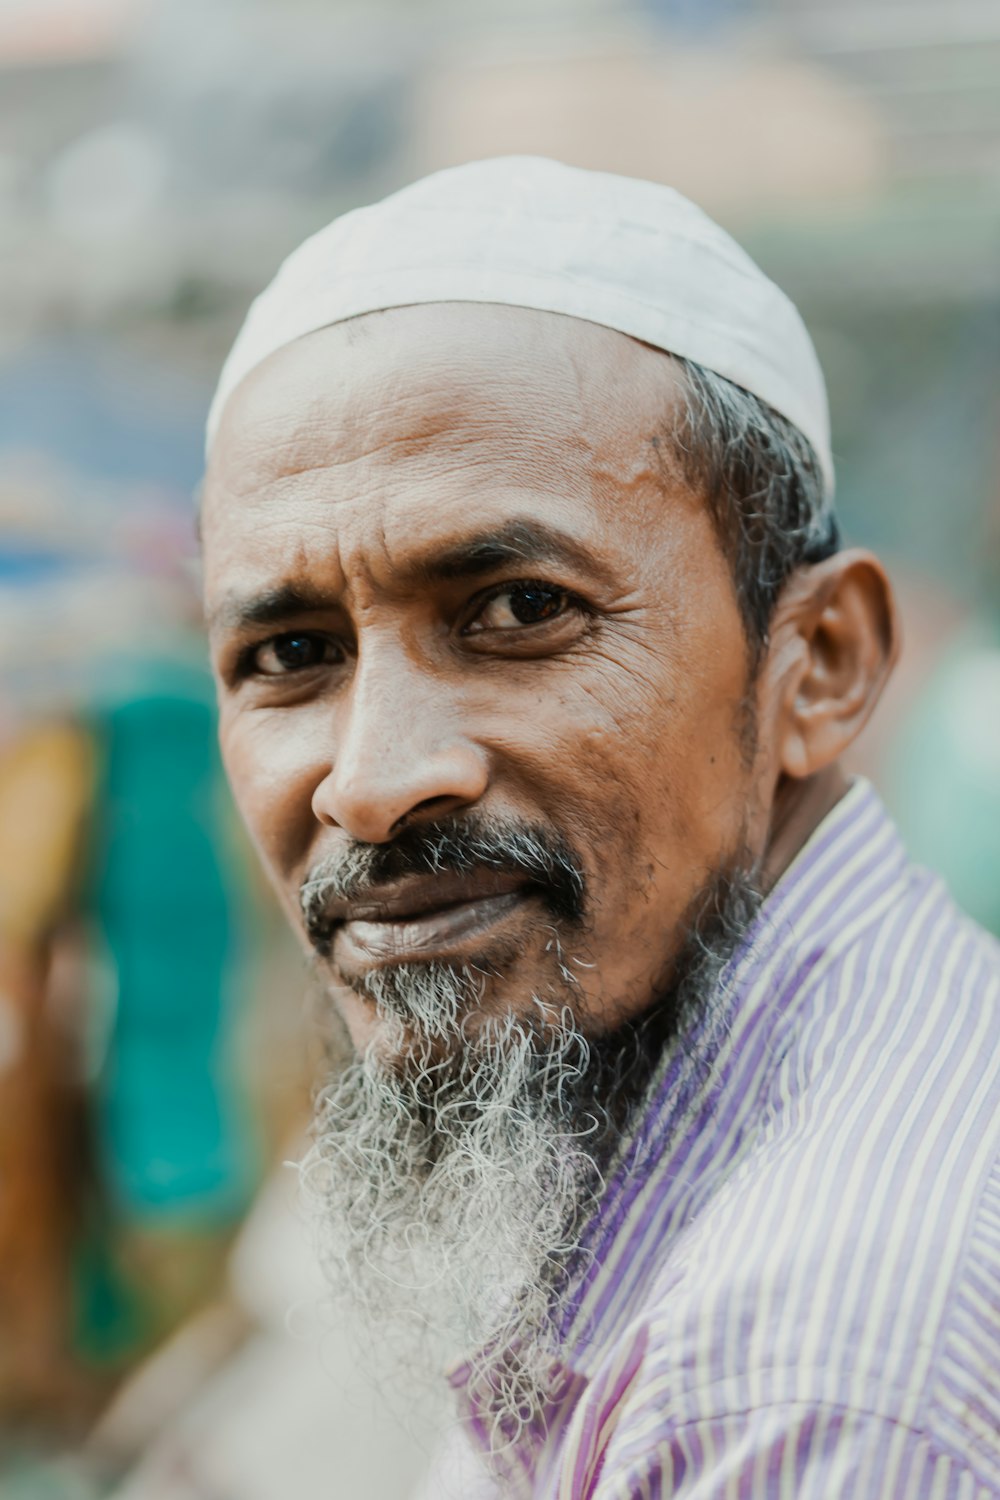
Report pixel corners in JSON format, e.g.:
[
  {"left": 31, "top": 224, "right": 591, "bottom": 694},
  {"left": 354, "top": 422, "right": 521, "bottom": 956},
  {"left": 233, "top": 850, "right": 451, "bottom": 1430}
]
[{"left": 201, "top": 158, "right": 1000, "bottom": 1497}]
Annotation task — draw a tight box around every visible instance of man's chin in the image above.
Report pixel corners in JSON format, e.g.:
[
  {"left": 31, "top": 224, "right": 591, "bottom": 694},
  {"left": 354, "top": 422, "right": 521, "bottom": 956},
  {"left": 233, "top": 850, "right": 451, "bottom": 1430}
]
[{"left": 330, "top": 947, "right": 563, "bottom": 1055}]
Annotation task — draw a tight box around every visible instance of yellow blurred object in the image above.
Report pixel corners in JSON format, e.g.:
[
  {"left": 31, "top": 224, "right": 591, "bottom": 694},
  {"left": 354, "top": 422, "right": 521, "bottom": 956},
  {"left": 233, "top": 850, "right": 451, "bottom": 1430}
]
[
  {"left": 0, "top": 720, "right": 96, "bottom": 1425},
  {"left": 0, "top": 722, "right": 94, "bottom": 948}
]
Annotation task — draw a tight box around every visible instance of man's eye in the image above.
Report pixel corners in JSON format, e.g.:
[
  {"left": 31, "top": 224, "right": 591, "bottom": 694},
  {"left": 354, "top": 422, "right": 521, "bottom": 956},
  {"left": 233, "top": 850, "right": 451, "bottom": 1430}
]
[
  {"left": 468, "top": 583, "right": 570, "bottom": 632},
  {"left": 250, "top": 632, "right": 341, "bottom": 676}
]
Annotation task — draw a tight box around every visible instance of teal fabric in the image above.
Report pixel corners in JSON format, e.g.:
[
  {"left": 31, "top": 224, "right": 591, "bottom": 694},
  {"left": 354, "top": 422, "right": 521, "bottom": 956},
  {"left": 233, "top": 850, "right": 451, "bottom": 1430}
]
[
  {"left": 883, "top": 627, "right": 1000, "bottom": 939},
  {"left": 89, "top": 664, "right": 255, "bottom": 1221}
]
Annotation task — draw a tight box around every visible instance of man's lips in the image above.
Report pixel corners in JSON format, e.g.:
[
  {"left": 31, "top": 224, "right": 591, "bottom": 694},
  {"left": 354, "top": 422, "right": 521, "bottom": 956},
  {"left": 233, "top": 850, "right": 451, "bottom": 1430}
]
[{"left": 318, "top": 869, "right": 533, "bottom": 965}]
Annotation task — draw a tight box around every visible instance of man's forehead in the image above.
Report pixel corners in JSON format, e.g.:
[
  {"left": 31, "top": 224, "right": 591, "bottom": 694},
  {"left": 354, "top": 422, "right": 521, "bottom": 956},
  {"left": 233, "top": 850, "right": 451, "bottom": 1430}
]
[
  {"left": 205, "top": 304, "right": 687, "bottom": 502},
  {"left": 199, "top": 309, "right": 712, "bottom": 625}
]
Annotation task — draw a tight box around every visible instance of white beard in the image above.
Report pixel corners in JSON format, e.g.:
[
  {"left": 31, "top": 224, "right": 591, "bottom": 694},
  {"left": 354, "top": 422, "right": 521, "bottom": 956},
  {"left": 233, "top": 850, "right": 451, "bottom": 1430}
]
[{"left": 300, "top": 962, "right": 607, "bottom": 1459}]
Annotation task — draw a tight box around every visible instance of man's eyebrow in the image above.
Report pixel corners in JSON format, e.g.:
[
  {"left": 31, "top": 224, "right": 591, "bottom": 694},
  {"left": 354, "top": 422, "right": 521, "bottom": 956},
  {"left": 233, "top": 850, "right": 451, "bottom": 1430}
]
[
  {"left": 209, "top": 520, "right": 610, "bottom": 633},
  {"left": 207, "top": 583, "right": 331, "bottom": 635},
  {"left": 421, "top": 520, "right": 606, "bottom": 583}
]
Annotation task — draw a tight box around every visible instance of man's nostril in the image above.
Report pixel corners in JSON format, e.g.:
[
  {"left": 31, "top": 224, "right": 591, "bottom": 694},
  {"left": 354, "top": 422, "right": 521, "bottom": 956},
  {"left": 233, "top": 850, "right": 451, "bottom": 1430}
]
[{"left": 390, "top": 793, "right": 470, "bottom": 836}]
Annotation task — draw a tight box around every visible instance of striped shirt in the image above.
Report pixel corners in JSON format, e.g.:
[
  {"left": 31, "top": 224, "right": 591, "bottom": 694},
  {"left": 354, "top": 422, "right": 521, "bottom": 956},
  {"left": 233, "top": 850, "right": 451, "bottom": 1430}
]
[{"left": 425, "top": 779, "right": 1000, "bottom": 1499}]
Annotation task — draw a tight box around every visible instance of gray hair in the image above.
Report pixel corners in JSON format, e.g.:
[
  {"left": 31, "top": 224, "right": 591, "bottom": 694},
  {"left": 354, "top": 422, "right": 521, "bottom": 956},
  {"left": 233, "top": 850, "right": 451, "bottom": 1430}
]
[{"left": 669, "top": 356, "right": 839, "bottom": 669}]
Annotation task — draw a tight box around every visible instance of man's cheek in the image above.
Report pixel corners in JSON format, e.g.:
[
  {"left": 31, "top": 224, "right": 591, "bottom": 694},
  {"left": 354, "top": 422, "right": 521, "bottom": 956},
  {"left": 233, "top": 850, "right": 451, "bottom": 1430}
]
[{"left": 221, "top": 714, "right": 316, "bottom": 874}]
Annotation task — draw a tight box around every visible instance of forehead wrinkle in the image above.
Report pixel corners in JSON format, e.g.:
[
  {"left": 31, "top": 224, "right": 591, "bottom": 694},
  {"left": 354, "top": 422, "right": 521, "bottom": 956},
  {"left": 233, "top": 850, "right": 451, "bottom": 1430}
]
[
  {"left": 210, "top": 427, "right": 612, "bottom": 542},
  {"left": 206, "top": 307, "right": 701, "bottom": 584},
  {"left": 215, "top": 310, "right": 643, "bottom": 489},
  {"left": 226, "top": 345, "right": 529, "bottom": 459},
  {"left": 211, "top": 406, "right": 592, "bottom": 521}
]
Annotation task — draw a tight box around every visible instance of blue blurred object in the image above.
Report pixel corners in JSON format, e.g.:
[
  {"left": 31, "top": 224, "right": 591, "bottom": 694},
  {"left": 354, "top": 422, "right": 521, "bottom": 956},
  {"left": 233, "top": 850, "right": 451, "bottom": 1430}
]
[
  {"left": 638, "top": 0, "right": 754, "bottom": 35},
  {"left": 0, "top": 336, "right": 207, "bottom": 494},
  {"left": 0, "top": 549, "right": 75, "bottom": 584}
]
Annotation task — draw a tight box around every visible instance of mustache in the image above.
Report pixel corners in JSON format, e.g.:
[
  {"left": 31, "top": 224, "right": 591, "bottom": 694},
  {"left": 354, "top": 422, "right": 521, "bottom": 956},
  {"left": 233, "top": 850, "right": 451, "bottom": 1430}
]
[{"left": 299, "top": 813, "right": 587, "bottom": 955}]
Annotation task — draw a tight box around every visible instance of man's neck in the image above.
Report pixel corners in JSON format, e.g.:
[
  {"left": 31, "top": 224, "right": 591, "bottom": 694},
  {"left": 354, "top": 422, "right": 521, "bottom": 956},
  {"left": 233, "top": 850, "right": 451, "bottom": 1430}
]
[{"left": 761, "top": 764, "right": 851, "bottom": 894}]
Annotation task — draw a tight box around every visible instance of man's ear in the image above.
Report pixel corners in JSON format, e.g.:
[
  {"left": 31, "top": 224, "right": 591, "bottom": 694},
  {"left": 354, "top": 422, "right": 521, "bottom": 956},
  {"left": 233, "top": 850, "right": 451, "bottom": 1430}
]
[{"left": 764, "top": 549, "right": 899, "bottom": 780}]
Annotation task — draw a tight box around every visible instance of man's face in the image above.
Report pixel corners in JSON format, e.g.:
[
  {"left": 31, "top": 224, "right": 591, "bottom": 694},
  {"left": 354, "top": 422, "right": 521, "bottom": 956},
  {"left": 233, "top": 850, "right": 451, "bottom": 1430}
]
[{"left": 203, "top": 304, "right": 772, "bottom": 1053}]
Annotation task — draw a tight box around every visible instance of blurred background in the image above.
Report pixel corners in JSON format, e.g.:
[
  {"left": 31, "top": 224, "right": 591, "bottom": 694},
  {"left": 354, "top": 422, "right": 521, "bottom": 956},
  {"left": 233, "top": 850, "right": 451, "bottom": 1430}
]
[{"left": 1, "top": 0, "right": 998, "bottom": 1494}]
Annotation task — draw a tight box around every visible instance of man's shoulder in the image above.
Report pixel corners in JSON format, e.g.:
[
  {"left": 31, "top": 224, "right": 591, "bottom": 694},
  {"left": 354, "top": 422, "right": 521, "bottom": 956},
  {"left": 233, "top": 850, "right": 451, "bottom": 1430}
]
[
  {"left": 563, "top": 1147, "right": 1000, "bottom": 1500},
  {"left": 769, "top": 854, "right": 1000, "bottom": 1141},
  {"left": 616, "top": 896, "right": 1000, "bottom": 1485},
  {"left": 559, "top": 839, "right": 1000, "bottom": 1495},
  {"left": 783, "top": 839, "right": 1000, "bottom": 1019},
  {"left": 573, "top": 1134, "right": 1000, "bottom": 1496},
  {"left": 637, "top": 1127, "right": 1000, "bottom": 1389}
]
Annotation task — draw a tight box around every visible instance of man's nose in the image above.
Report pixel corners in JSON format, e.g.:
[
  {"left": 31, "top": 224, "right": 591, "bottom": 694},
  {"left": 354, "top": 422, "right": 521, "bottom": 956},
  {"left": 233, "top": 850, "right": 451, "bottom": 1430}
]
[{"left": 310, "top": 663, "right": 489, "bottom": 844}]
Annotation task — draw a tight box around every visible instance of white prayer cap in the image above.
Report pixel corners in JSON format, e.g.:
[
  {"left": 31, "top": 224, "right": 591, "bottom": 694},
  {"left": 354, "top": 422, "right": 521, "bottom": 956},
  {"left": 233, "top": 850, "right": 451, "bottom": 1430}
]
[{"left": 207, "top": 155, "right": 834, "bottom": 498}]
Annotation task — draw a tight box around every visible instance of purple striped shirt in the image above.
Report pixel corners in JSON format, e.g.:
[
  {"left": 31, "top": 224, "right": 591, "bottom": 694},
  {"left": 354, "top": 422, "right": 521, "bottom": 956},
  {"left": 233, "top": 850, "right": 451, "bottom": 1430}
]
[{"left": 424, "top": 780, "right": 1000, "bottom": 1499}]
